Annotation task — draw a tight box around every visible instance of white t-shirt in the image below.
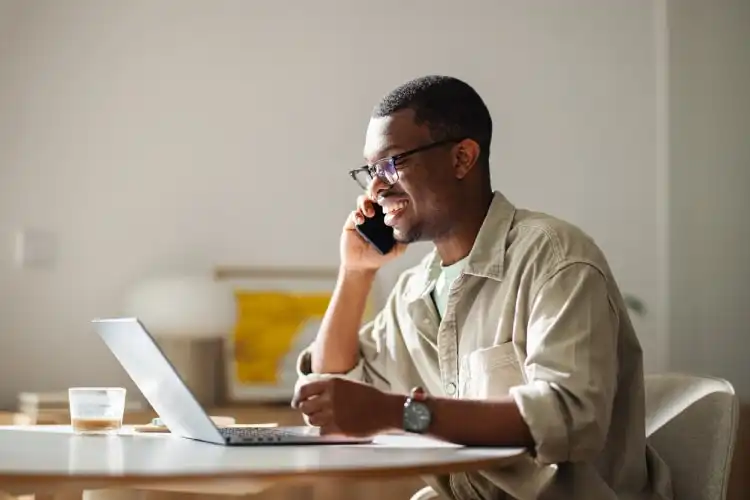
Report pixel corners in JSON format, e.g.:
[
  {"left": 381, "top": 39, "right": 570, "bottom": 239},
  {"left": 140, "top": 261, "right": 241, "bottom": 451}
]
[{"left": 431, "top": 256, "right": 468, "bottom": 320}]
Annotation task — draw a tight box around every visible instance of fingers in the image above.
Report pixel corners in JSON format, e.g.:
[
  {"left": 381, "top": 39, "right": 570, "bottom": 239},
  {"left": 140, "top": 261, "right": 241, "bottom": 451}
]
[
  {"left": 343, "top": 195, "right": 379, "bottom": 230},
  {"left": 298, "top": 394, "right": 327, "bottom": 416},
  {"left": 291, "top": 380, "right": 328, "bottom": 408},
  {"left": 295, "top": 389, "right": 333, "bottom": 429},
  {"left": 344, "top": 210, "right": 359, "bottom": 230},
  {"left": 356, "top": 194, "right": 375, "bottom": 220},
  {"left": 353, "top": 211, "right": 364, "bottom": 225},
  {"left": 345, "top": 196, "right": 375, "bottom": 228},
  {"left": 307, "top": 409, "right": 334, "bottom": 427}
]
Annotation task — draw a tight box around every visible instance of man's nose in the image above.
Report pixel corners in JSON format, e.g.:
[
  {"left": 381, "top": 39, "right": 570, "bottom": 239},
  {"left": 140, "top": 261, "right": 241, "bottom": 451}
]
[{"left": 366, "top": 175, "right": 388, "bottom": 201}]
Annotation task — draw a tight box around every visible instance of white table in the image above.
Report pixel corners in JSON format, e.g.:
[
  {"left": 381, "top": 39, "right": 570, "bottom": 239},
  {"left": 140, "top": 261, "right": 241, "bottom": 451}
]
[{"left": 0, "top": 426, "right": 527, "bottom": 498}]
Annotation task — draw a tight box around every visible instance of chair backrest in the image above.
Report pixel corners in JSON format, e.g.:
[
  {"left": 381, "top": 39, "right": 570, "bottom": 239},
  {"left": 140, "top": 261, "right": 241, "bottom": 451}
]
[{"left": 645, "top": 373, "right": 739, "bottom": 500}]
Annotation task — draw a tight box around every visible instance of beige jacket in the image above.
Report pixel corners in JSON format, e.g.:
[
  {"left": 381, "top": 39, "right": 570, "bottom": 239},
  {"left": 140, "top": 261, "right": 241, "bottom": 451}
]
[{"left": 297, "top": 191, "right": 673, "bottom": 500}]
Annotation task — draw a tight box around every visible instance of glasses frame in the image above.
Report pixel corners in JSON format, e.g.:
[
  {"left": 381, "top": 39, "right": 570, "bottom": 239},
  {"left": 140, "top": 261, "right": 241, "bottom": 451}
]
[{"left": 348, "top": 137, "right": 465, "bottom": 190}]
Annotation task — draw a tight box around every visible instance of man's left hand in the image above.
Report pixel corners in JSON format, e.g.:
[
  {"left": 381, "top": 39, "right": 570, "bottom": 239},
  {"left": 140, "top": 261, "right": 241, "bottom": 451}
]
[{"left": 291, "top": 377, "right": 402, "bottom": 437}]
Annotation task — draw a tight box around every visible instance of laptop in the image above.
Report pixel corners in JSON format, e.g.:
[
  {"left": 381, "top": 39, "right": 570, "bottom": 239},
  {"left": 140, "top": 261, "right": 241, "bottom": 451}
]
[{"left": 91, "top": 317, "right": 371, "bottom": 446}]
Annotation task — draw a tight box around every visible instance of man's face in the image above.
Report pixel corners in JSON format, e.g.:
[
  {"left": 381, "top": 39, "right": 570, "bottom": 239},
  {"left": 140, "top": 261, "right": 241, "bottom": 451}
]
[{"left": 362, "top": 109, "right": 459, "bottom": 244}]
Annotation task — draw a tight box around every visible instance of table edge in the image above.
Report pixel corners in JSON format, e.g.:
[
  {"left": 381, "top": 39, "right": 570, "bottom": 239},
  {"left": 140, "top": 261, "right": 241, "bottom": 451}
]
[{"left": 0, "top": 449, "right": 528, "bottom": 487}]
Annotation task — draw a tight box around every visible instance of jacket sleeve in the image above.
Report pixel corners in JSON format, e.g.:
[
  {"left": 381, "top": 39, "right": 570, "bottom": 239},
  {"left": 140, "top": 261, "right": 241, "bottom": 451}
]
[{"left": 509, "top": 262, "right": 619, "bottom": 464}]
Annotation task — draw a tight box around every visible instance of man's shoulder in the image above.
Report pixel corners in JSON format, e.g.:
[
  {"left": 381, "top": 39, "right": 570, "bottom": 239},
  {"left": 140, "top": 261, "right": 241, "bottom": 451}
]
[
  {"left": 509, "top": 207, "right": 611, "bottom": 274},
  {"left": 384, "top": 206, "right": 615, "bottom": 298}
]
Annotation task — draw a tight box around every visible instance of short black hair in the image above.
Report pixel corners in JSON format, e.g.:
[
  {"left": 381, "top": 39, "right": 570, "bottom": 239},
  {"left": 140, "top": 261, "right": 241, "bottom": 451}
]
[{"left": 372, "top": 75, "right": 493, "bottom": 168}]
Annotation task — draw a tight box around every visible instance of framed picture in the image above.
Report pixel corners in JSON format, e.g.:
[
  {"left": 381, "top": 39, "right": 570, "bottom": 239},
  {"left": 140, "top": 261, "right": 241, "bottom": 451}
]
[{"left": 214, "top": 266, "right": 377, "bottom": 403}]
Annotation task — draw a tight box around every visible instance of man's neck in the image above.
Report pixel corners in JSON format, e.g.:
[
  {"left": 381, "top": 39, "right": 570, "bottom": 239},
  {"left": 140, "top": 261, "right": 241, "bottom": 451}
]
[{"left": 434, "top": 191, "right": 493, "bottom": 266}]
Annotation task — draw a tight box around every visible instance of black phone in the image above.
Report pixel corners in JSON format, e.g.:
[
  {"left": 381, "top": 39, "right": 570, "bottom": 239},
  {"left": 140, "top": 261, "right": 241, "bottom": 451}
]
[{"left": 355, "top": 203, "right": 397, "bottom": 255}]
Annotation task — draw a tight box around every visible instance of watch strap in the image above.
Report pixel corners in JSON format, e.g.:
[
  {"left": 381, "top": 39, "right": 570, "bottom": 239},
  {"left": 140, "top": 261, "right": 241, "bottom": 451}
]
[{"left": 410, "top": 386, "right": 427, "bottom": 402}]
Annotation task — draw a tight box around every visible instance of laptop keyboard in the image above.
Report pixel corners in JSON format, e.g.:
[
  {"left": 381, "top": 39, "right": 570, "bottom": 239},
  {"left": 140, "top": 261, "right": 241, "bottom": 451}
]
[{"left": 218, "top": 426, "right": 316, "bottom": 442}]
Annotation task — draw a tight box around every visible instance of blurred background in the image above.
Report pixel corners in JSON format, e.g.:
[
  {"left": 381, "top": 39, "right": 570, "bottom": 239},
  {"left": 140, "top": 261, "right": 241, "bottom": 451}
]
[{"left": 0, "top": 0, "right": 748, "bottom": 495}]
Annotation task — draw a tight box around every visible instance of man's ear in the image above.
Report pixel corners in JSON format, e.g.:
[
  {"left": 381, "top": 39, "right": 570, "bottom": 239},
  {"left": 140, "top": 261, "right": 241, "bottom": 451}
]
[{"left": 454, "top": 139, "right": 481, "bottom": 180}]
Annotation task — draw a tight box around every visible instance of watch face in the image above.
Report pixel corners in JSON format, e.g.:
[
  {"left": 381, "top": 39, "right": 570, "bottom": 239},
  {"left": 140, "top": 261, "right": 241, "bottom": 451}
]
[{"left": 405, "top": 401, "right": 431, "bottom": 433}]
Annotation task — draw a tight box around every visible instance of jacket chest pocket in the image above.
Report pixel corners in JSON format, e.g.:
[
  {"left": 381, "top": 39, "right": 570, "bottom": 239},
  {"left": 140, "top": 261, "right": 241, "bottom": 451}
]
[{"left": 459, "top": 343, "right": 526, "bottom": 399}]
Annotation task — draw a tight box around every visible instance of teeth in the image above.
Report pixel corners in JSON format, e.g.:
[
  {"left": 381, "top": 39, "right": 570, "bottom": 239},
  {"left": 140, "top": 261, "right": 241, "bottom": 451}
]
[{"left": 384, "top": 201, "right": 408, "bottom": 214}]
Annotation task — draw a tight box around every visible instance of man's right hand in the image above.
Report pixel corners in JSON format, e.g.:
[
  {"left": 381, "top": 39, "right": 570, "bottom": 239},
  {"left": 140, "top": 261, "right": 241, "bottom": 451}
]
[{"left": 340, "top": 195, "right": 407, "bottom": 272}]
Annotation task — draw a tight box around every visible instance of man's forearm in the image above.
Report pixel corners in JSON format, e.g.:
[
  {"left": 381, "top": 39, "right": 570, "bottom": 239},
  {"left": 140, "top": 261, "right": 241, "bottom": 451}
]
[
  {"left": 310, "top": 268, "right": 376, "bottom": 374},
  {"left": 382, "top": 393, "right": 534, "bottom": 447}
]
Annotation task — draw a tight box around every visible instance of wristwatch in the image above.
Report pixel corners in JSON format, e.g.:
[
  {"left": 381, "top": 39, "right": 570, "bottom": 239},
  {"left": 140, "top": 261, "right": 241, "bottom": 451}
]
[{"left": 403, "top": 386, "right": 431, "bottom": 433}]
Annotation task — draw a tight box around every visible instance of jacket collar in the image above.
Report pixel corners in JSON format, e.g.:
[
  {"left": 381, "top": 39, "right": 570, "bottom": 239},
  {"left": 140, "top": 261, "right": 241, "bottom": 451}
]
[{"left": 404, "top": 191, "right": 516, "bottom": 302}]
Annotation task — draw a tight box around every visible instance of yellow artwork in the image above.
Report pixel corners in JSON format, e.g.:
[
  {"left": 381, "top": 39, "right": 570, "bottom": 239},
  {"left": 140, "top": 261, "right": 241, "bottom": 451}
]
[
  {"left": 233, "top": 291, "right": 331, "bottom": 383},
  {"left": 215, "top": 265, "right": 378, "bottom": 402}
]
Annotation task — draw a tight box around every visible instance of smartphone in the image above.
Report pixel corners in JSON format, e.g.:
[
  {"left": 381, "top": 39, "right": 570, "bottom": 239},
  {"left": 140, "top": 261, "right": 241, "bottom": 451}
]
[{"left": 355, "top": 203, "right": 397, "bottom": 255}]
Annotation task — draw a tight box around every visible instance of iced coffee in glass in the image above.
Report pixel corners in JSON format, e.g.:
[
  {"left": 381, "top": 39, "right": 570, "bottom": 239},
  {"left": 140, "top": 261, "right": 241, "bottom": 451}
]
[{"left": 68, "top": 387, "right": 126, "bottom": 435}]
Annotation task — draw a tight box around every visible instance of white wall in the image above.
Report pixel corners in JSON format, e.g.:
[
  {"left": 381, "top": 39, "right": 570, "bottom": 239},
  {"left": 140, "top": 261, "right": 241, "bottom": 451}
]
[
  {"left": 0, "top": 0, "right": 663, "bottom": 408},
  {"left": 666, "top": 0, "right": 750, "bottom": 398}
]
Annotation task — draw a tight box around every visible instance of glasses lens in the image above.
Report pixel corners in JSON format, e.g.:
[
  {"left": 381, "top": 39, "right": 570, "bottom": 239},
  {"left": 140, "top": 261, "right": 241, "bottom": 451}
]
[
  {"left": 353, "top": 169, "right": 371, "bottom": 189},
  {"left": 376, "top": 159, "right": 398, "bottom": 185}
]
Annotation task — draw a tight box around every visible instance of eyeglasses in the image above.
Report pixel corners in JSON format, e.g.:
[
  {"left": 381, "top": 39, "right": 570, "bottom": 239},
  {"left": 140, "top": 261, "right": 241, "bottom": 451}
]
[{"left": 348, "top": 138, "right": 465, "bottom": 190}]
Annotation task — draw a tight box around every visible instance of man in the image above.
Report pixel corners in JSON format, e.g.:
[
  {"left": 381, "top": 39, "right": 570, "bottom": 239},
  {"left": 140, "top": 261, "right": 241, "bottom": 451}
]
[{"left": 292, "top": 75, "right": 672, "bottom": 499}]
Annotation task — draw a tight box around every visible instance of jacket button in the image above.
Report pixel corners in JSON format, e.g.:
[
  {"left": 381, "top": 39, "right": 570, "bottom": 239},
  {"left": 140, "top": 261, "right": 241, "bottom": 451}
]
[{"left": 446, "top": 382, "right": 456, "bottom": 395}]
